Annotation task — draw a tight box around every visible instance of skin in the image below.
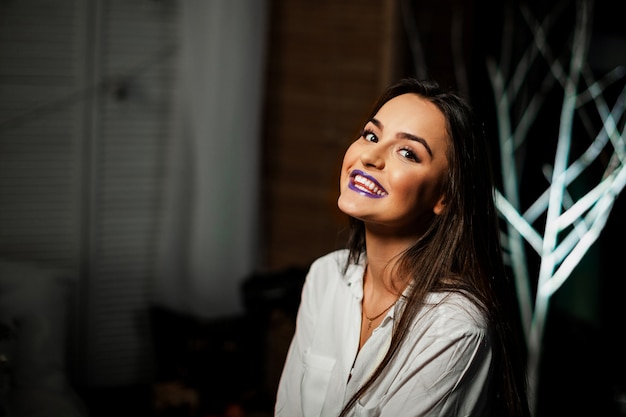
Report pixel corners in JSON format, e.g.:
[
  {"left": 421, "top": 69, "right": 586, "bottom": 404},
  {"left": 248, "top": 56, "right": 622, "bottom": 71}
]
[{"left": 337, "top": 93, "right": 451, "bottom": 348}]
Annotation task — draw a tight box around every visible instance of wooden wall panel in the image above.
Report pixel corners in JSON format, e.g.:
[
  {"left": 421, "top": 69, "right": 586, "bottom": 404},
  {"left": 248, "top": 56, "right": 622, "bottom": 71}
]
[{"left": 261, "top": 0, "right": 401, "bottom": 270}]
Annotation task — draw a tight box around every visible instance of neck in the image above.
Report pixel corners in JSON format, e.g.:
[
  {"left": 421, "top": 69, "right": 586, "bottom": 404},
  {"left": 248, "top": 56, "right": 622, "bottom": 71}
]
[{"left": 363, "top": 229, "right": 416, "bottom": 291}]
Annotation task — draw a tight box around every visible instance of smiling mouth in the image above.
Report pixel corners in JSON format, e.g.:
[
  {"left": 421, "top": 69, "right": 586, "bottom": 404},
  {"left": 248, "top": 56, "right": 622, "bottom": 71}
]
[{"left": 349, "top": 170, "right": 388, "bottom": 198}]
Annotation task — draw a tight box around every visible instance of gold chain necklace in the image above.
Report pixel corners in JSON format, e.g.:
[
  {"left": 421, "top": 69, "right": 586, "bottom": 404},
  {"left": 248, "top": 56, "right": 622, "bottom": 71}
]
[{"left": 364, "top": 300, "right": 397, "bottom": 330}]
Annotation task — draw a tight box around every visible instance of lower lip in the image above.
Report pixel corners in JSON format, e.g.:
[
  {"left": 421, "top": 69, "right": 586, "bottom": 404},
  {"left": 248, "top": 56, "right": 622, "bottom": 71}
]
[{"left": 348, "top": 181, "right": 386, "bottom": 198}]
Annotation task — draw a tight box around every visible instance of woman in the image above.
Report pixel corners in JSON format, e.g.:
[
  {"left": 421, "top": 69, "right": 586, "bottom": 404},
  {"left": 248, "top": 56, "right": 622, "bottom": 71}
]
[{"left": 275, "top": 78, "right": 530, "bottom": 417}]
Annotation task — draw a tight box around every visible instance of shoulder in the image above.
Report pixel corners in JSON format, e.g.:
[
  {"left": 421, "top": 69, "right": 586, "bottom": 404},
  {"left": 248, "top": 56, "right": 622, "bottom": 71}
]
[
  {"left": 296, "top": 249, "right": 358, "bottom": 317},
  {"left": 308, "top": 248, "right": 350, "bottom": 271},
  {"left": 304, "top": 249, "right": 361, "bottom": 294},
  {"left": 306, "top": 249, "right": 354, "bottom": 283},
  {"left": 414, "top": 292, "right": 489, "bottom": 337}
]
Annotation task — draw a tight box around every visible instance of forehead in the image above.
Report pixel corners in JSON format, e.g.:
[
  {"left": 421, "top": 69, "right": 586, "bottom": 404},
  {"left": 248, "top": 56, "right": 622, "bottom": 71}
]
[
  {"left": 376, "top": 93, "right": 443, "bottom": 121},
  {"left": 374, "top": 93, "right": 449, "bottom": 145}
]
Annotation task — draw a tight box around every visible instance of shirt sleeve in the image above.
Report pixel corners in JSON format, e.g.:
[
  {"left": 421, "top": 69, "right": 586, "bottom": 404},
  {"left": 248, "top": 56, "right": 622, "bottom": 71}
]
[{"left": 274, "top": 264, "right": 319, "bottom": 417}]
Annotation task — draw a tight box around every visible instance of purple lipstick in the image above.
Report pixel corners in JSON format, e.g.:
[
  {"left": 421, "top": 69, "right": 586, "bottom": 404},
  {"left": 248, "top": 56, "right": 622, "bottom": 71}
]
[{"left": 349, "top": 169, "right": 388, "bottom": 198}]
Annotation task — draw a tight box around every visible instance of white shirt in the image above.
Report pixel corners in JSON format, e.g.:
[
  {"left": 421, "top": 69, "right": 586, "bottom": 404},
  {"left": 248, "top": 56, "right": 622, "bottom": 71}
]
[{"left": 275, "top": 249, "right": 493, "bottom": 417}]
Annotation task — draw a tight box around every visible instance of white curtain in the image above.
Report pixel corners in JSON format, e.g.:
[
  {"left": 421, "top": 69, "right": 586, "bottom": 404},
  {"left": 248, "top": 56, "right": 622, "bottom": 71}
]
[{"left": 155, "top": 0, "right": 267, "bottom": 318}]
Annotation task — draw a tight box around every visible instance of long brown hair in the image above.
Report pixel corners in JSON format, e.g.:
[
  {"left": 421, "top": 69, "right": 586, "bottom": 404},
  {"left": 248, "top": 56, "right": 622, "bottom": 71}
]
[{"left": 339, "top": 78, "right": 530, "bottom": 417}]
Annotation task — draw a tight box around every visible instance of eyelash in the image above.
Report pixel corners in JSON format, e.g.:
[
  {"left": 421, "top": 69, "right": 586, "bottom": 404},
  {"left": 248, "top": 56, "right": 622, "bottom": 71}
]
[
  {"left": 361, "top": 129, "right": 377, "bottom": 143},
  {"left": 399, "top": 147, "right": 418, "bottom": 162},
  {"left": 360, "top": 129, "right": 419, "bottom": 162}
]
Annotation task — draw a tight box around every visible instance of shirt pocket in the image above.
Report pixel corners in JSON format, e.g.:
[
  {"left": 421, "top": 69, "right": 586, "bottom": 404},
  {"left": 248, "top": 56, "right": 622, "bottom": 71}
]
[{"left": 301, "top": 350, "right": 336, "bottom": 417}]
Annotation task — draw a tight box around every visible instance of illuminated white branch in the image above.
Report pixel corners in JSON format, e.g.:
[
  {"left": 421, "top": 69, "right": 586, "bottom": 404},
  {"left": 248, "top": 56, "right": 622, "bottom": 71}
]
[
  {"left": 405, "top": 1, "right": 625, "bottom": 414},
  {"left": 488, "top": 0, "right": 626, "bottom": 414}
]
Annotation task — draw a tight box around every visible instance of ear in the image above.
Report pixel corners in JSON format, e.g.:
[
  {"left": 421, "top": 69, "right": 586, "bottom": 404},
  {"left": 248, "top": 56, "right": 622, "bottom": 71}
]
[{"left": 433, "top": 194, "right": 447, "bottom": 215}]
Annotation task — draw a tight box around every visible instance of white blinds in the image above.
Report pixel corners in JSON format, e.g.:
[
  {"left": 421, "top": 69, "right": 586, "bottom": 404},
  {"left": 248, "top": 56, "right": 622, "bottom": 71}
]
[
  {"left": 0, "top": 0, "right": 180, "bottom": 386},
  {"left": 0, "top": 0, "right": 266, "bottom": 387},
  {"left": 0, "top": 1, "right": 84, "bottom": 267},
  {"left": 83, "top": 0, "right": 179, "bottom": 385}
]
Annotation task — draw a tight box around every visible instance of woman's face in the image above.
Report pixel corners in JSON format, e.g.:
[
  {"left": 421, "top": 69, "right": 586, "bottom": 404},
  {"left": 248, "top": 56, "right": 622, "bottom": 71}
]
[{"left": 338, "top": 93, "right": 450, "bottom": 237}]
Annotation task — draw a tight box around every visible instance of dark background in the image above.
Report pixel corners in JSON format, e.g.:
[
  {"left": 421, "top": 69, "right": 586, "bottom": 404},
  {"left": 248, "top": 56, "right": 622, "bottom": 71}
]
[{"left": 0, "top": 0, "right": 624, "bottom": 416}]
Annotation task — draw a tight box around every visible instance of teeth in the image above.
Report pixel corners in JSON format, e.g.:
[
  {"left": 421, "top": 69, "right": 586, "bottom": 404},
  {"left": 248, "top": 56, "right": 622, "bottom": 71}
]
[{"left": 354, "top": 174, "right": 387, "bottom": 196}]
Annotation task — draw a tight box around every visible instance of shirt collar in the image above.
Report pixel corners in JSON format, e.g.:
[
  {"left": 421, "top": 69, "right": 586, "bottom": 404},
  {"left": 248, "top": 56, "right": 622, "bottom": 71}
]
[{"left": 343, "top": 254, "right": 366, "bottom": 300}]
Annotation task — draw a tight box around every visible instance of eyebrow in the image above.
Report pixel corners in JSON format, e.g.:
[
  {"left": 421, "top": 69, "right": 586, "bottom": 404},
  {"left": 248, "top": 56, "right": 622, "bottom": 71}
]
[{"left": 370, "top": 118, "right": 434, "bottom": 157}]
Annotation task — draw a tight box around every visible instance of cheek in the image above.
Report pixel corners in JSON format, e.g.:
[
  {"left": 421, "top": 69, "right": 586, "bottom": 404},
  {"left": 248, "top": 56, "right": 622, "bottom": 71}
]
[
  {"left": 339, "top": 154, "right": 353, "bottom": 188},
  {"left": 387, "top": 169, "right": 418, "bottom": 192},
  {"left": 390, "top": 170, "right": 441, "bottom": 206},
  {"left": 340, "top": 145, "right": 359, "bottom": 172}
]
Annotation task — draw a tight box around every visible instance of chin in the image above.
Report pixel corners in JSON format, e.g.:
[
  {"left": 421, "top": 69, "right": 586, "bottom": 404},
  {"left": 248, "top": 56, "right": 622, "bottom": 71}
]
[{"left": 337, "top": 196, "right": 357, "bottom": 216}]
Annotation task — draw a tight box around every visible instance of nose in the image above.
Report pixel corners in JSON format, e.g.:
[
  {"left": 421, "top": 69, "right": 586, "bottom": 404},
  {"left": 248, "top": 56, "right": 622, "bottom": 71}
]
[{"left": 360, "top": 145, "right": 385, "bottom": 169}]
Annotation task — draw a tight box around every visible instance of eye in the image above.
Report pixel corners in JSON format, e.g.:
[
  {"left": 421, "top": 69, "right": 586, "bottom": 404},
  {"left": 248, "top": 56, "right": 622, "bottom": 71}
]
[
  {"left": 399, "top": 147, "right": 419, "bottom": 162},
  {"left": 361, "top": 129, "right": 378, "bottom": 143}
]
